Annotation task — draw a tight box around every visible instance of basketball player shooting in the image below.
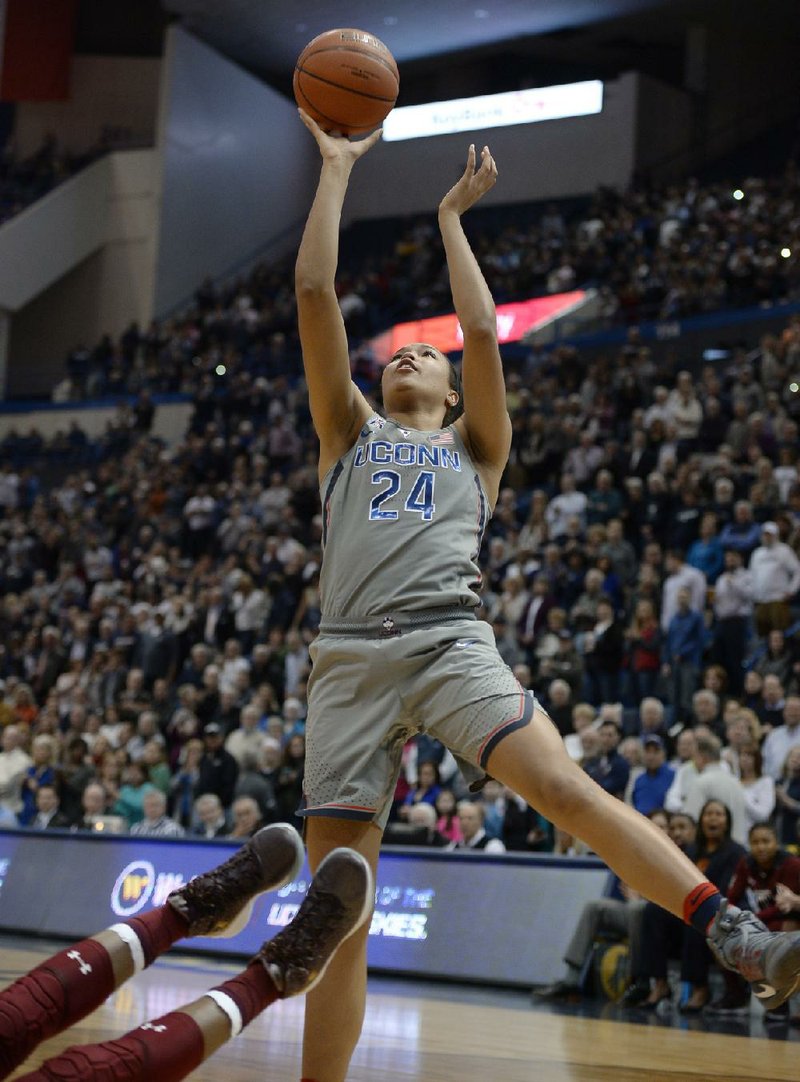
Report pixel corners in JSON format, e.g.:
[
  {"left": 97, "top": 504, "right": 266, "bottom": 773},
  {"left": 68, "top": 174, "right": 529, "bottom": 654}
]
[{"left": 294, "top": 109, "right": 800, "bottom": 1082}]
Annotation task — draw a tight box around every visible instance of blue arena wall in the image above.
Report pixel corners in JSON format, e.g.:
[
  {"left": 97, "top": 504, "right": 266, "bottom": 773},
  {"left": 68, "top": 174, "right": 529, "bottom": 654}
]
[{"left": 0, "top": 829, "right": 609, "bottom": 987}]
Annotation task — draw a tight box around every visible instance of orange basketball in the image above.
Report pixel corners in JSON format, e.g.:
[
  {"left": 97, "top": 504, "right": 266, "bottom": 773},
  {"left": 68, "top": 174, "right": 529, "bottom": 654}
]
[{"left": 293, "top": 28, "right": 399, "bottom": 136}]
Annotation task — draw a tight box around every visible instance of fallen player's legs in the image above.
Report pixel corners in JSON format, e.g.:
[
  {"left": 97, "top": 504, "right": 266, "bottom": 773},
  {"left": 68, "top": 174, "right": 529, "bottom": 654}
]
[
  {"left": 0, "top": 824, "right": 304, "bottom": 1079},
  {"left": 14, "top": 847, "right": 373, "bottom": 1082},
  {"left": 301, "top": 817, "right": 381, "bottom": 1082}
]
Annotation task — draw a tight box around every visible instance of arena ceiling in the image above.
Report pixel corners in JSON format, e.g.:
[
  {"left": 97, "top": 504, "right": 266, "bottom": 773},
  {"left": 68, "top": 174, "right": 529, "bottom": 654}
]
[{"left": 77, "top": 1, "right": 733, "bottom": 101}]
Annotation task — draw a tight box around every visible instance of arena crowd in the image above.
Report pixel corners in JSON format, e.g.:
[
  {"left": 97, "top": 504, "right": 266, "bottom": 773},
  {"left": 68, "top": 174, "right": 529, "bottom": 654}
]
[{"left": 2, "top": 153, "right": 800, "bottom": 1022}]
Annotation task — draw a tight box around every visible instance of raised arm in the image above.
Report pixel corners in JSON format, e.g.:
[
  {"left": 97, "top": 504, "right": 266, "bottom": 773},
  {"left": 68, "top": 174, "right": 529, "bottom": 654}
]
[
  {"left": 440, "top": 145, "right": 512, "bottom": 498},
  {"left": 295, "top": 110, "right": 380, "bottom": 478}
]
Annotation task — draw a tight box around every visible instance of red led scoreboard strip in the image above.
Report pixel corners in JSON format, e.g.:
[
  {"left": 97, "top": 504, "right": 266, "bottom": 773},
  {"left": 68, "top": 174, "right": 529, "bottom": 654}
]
[{"left": 369, "top": 289, "right": 586, "bottom": 361}]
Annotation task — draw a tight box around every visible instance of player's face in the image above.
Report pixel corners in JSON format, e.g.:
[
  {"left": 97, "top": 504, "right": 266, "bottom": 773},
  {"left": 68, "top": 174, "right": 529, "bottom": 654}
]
[{"left": 382, "top": 343, "right": 454, "bottom": 417}]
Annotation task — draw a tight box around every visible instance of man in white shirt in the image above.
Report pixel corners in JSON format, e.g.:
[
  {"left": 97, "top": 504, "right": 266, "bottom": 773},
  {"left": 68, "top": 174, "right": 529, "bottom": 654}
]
[
  {"left": 712, "top": 548, "right": 753, "bottom": 694},
  {"left": 762, "top": 696, "right": 800, "bottom": 780},
  {"left": 0, "top": 726, "right": 31, "bottom": 820},
  {"left": 748, "top": 522, "right": 800, "bottom": 636},
  {"left": 660, "top": 549, "right": 707, "bottom": 632},
  {"left": 683, "top": 731, "right": 748, "bottom": 844},
  {"left": 545, "top": 473, "right": 588, "bottom": 539},
  {"left": 225, "top": 704, "right": 265, "bottom": 768},
  {"left": 130, "top": 789, "right": 185, "bottom": 838}
]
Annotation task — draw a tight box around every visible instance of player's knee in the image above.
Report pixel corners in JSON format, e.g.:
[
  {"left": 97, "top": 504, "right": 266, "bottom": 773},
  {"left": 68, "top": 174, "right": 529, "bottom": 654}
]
[{"left": 531, "top": 766, "right": 593, "bottom": 824}]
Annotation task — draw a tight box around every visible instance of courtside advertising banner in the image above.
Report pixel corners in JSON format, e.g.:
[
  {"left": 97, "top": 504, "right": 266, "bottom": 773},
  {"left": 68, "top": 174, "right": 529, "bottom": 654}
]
[{"left": 0, "top": 830, "right": 609, "bottom": 985}]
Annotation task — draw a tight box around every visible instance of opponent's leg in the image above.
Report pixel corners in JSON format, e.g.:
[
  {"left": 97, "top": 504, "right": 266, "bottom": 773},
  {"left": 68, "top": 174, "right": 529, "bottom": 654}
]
[
  {"left": 488, "top": 712, "right": 800, "bottom": 1008},
  {"left": 301, "top": 818, "right": 381, "bottom": 1082},
  {"left": 0, "top": 824, "right": 303, "bottom": 1078},
  {"left": 15, "top": 848, "right": 372, "bottom": 1082}
]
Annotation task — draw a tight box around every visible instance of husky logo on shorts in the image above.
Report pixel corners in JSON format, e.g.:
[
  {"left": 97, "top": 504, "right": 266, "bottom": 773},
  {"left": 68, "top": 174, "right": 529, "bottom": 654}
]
[{"left": 380, "top": 616, "right": 400, "bottom": 638}]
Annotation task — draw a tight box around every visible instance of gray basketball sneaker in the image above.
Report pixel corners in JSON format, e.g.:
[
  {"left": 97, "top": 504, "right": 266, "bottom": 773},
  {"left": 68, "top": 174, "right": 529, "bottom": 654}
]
[
  {"left": 168, "top": 823, "right": 304, "bottom": 938},
  {"left": 256, "top": 847, "right": 374, "bottom": 997},
  {"left": 707, "top": 900, "right": 800, "bottom": 1010}
]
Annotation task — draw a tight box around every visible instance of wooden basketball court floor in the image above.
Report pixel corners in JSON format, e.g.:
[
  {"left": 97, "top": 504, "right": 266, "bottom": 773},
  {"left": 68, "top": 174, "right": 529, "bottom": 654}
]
[{"left": 2, "top": 937, "right": 799, "bottom": 1082}]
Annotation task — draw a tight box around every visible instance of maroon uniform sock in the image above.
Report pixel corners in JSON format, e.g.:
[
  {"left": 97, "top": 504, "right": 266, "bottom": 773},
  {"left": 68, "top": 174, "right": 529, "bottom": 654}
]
[
  {"left": 126, "top": 904, "right": 188, "bottom": 967},
  {"left": 0, "top": 905, "right": 189, "bottom": 1077},
  {"left": 211, "top": 960, "right": 279, "bottom": 1028},
  {"left": 0, "top": 938, "right": 114, "bottom": 1077},
  {"left": 16, "top": 1010, "right": 205, "bottom": 1082}
]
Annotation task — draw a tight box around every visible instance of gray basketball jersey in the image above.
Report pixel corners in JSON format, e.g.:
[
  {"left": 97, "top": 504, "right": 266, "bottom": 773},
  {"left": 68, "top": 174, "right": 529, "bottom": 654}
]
[{"left": 319, "top": 416, "right": 489, "bottom": 617}]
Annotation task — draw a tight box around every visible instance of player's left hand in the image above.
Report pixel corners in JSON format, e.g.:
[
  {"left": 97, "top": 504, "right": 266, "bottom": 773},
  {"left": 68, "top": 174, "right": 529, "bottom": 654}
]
[{"left": 438, "top": 144, "right": 497, "bottom": 216}]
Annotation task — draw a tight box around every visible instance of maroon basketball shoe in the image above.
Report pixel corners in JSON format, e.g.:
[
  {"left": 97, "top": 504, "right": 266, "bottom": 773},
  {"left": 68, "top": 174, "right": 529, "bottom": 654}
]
[
  {"left": 256, "top": 847, "right": 374, "bottom": 997},
  {"left": 168, "top": 823, "right": 304, "bottom": 938}
]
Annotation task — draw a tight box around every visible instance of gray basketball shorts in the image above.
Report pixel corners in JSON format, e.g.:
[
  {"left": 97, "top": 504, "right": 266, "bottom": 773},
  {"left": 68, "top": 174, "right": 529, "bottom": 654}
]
[{"left": 299, "top": 615, "right": 538, "bottom": 829}]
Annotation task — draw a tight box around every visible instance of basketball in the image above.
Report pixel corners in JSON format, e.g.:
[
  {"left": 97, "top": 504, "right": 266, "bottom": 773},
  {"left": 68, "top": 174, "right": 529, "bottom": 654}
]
[{"left": 293, "top": 28, "right": 399, "bottom": 136}]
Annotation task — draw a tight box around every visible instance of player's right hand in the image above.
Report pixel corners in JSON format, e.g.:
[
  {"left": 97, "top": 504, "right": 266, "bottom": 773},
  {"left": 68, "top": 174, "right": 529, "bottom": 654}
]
[{"left": 298, "top": 109, "right": 382, "bottom": 164}]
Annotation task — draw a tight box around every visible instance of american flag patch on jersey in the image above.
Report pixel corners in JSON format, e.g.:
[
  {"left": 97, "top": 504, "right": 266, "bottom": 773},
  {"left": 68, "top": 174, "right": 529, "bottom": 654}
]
[{"left": 429, "top": 431, "right": 454, "bottom": 445}]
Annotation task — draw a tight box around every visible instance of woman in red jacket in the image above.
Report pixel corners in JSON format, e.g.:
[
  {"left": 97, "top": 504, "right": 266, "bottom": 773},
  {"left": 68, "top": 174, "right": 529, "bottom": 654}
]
[{"left": 717, "top": 822, "right": 800, "bottom": 1016}]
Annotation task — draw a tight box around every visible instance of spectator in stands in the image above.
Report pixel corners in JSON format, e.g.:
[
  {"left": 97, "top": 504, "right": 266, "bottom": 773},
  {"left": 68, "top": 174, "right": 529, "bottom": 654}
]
[
  {"left": 399, "top": 801, "right": 450, "bottom": 846},
  {"left": 454, "top": 801, "right": 506, "bottom": 853},
  {"left": 664, "top": 728, "right": 699, "bottom": 814},
  {"left": 749, "top": 521, "right": 800, "bottom": 636},
  {"left": 434, "top": 788, "right": 462, "bottom": 844},
  {"left": 545, "top": 473, "right": 587, "bottom": 539},
  {"left": 130, "top": 788, "right": 185, "bottom": 838},
  {"left": 683, "top": 731, "right": 748, "bottom": 845},
  {"left": 28, "top": 783, "right": 71, "bottom": 830},
  {"left": 775, "top": 746, "right": 800, "bottom": 847},
  {"left": 0, "top": 726, "right": 31, "bottom": 823},
  {"left": 662, "top": 587, "right": 705, "bottom": 722},
  {"left": 762, "top": 694, "right": 800, "bottom": 779},
  {"left": 711, "top": 548, "right": 753, "bottom": 694},
  {"left": 635, "top": 799, "right": 745, "bottom": 1012},
  {"left": 274, "top": 733, "right": 305, "bottom": 829},
  {"left": 112, "top": 760, "right": 156, "bottom": 827},
  {"left": 687, "top": 513, "right": 724, "bottom": 584},
  {"left": 582, "top": 597, "right": 624, "bottom": 706},
  {"left": 689, "top": 689, "right": 724, "bottom": 740},
  {"left": 755, "top": 629, "right": 796, "bottom": 691},
  {"left": 624, "top": 598, "right": 662, "bottom": 704},
  {"left": 535, "top": 807, "right": 671, "bottom": 1004},
  {"left": 192, "top": 792, "right": 229, "bottom": 839},
  {"left": 719, "top": 500, "right": 762, "bottom": 558},
  {"left": 74, "top": 782, "right": 112, "bottom": 830},
  {"left": 719, "top": 823, "right": 800, "bottom": 1015},
  {"left": 630, "top": 735, "right": 674, "bottom": 816},
  {"left": 225, "top": 703, "right": 265, "bottom": 768},
  {"left": 400, "top": 760, "right": 442, "bottom": 820},
  {"left": 542, "top": 678, "right": 574, "bottom": 737},
  {"left": 738, "top": 744, "right": 776, "bottom": 833},
  {"left": 582, "top": 719, "right": 629, "bottom": 800},
  {"left": 18, "top": 735, "right": 58, "bottom": 826},
  {"left": 659, "top": 550, "right": 706, "bottom": 634},
  {"left": 636, "top": 697, "right": 668, "bottom": 742},
  {"left": 226, "top": 794, "right": 263, "bottom": 839},
  {"left": 197, "top": 723, "right": 239, "bottom": 811}
]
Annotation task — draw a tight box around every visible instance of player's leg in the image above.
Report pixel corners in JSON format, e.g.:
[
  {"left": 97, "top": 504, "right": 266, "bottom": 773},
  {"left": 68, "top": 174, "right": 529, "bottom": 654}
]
[
  {"left": 488, "top": 713, "right": 703, "bottom": 911},
  {"left": 301, "top": 817, "right": 382, "bottom": 1082},
  {"left": 488, "top": 711, "right": 800, "bottom": 1008},
  {"left": 15, "top": 848, "right": 373, "bottom": 1082},
  {"left": 0, "top": 824, "right": 303, "bottom": 1077}
]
